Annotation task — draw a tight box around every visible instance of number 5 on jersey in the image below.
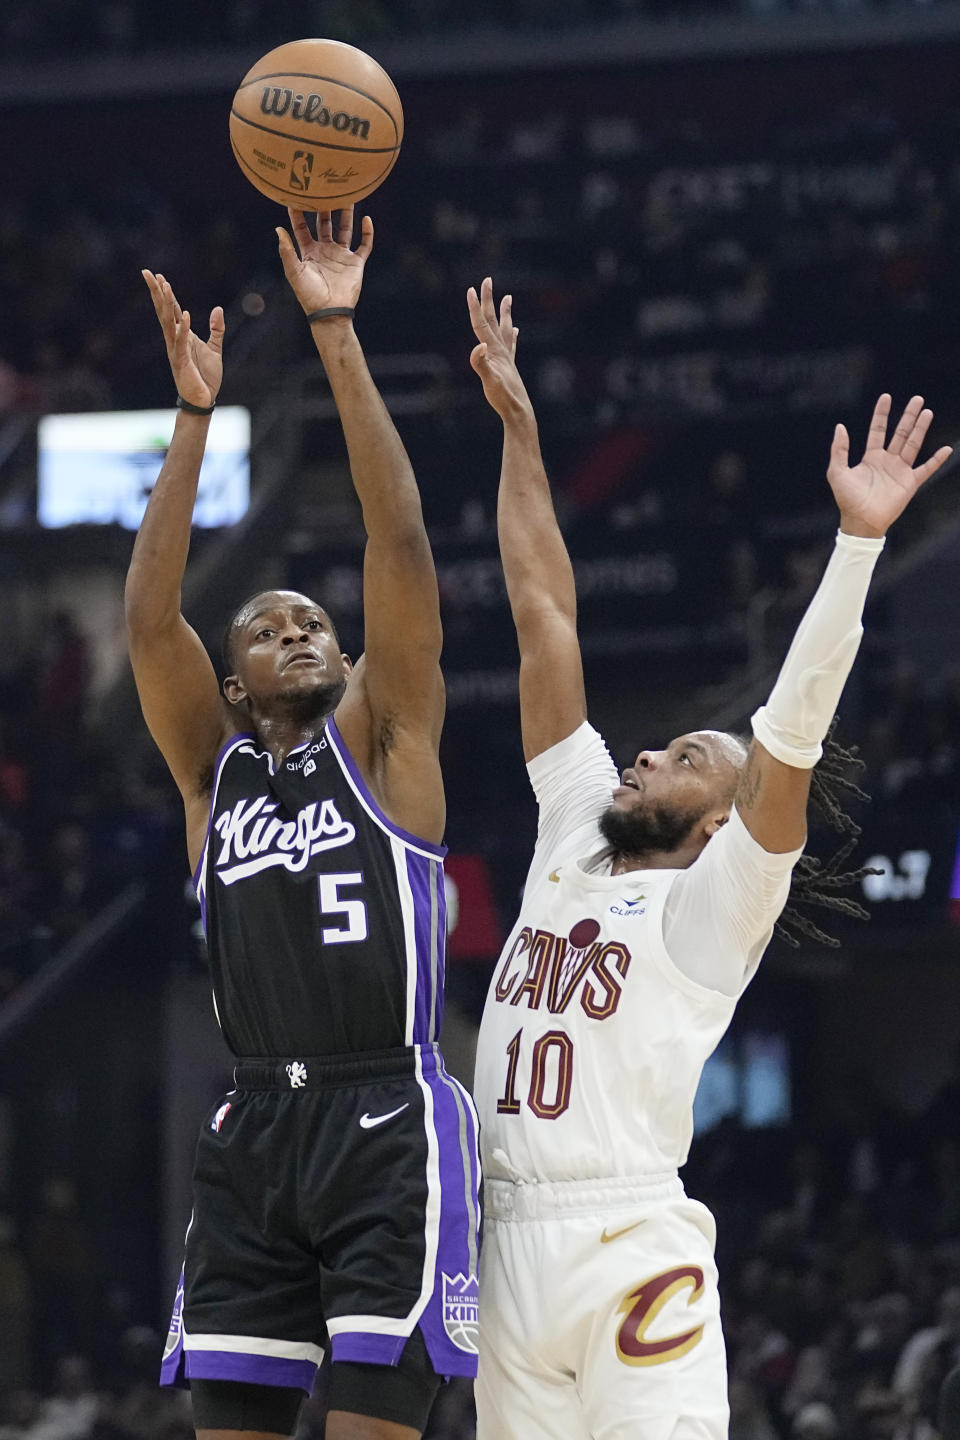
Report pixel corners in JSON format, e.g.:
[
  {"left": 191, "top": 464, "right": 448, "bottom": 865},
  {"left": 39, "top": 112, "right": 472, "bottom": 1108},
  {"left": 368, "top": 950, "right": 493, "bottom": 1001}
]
[
  {"left": 317, "top": 871, "right": 367, "bottom": 943},
  {"left": 497, "top": 1028, "right": 574, "bottom": 1120}
]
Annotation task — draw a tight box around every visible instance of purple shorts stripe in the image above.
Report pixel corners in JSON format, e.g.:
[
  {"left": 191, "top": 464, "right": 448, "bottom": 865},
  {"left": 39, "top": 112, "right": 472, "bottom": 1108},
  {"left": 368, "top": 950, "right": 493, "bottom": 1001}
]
[
  {"left": 184, "top": 1349, "right": 317, "bottom": 1391},
  {"left": 326, "top": 717, "right": 447, "bottom": 858},
  {"left": 159, "top": 1266, "right": 186, "bottom": 1388},
  {"left": 416, "top": 1049, "right": 480, "bottom": 1379},
  {"left": 330, "top": 1331, "right": 407, "bottom": 1366}
]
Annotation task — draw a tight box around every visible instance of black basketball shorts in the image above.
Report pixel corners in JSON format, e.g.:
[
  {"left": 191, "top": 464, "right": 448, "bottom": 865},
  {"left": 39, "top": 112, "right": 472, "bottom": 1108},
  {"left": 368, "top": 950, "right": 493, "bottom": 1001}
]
[{"left": 160, "top": 1043, "right": 480, "bottom": 1391}]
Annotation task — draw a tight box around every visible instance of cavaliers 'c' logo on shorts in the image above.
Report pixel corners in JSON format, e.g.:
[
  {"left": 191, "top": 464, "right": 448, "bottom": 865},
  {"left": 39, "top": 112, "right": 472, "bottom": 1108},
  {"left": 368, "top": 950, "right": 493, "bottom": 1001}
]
[{"left": 615, "top": 1265, "right": 705, "bottom": 1367}]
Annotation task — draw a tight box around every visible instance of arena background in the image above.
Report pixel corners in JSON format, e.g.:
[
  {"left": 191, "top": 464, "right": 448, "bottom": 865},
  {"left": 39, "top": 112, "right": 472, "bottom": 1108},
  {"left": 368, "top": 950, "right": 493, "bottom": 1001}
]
[{"left": 4, "top": 3, "right": 960, "bottom": 1436}]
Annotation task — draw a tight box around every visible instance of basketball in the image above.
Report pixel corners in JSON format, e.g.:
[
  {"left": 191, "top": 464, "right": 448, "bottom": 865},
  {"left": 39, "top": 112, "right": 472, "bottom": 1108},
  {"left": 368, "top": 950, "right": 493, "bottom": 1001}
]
[{"left": 229, "top": 39, "right": 403, "bottom": 208}]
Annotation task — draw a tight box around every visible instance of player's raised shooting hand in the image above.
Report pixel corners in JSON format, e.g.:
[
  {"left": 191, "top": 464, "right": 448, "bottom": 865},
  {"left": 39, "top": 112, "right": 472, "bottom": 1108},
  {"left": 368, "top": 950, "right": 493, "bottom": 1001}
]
[
  {"left": 142, "top": 271, "right": 224, "bottom": 410},
  {"left": 468, "top": 278, "right": 531, "bottom": 423},
  {"left": 276, "top": 207, "right": 372, "bottom": 317},
  {"left": 828, "top": 393, "right": 953, "bottom": 538}
]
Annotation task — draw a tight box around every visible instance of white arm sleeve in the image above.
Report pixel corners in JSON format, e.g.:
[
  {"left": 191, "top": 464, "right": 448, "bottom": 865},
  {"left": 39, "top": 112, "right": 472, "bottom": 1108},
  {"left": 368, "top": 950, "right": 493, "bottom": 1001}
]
[
  {"left": 752, "top": 530, "right": 884, "bottom": 768},
  {"left": 663, "top": 806, "right": 803, "bottom": 996},
  {"left": 524, "top": 722, "right": 620, "bottom": 896}
]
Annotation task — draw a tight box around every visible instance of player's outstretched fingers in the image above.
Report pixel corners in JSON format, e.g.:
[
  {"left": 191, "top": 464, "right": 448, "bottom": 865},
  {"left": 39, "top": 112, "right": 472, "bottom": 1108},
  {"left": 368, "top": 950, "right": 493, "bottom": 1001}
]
[
  {"left": 174, "top": 309, "right": 191, "bottom": 364},
  {"left": 336, "top": 205, "right": 355, "bottom": 247},
  {"left": 828, "top": 422, "right": 850, "bottom": 481},
  {"left": 865, "top": 393, "right": 892, "bottom": 454},
  {"left": 316, "top": 210, "right": 334, "bottom": 243},
  {"left": 899, "top": 405, "right": 933, "bottom": 466},
  {"left": 142, "top": 270, "right": 166, "bottom": 322},
  {"left": 275, "top": 227, "right": 301, "bottom": 284},
  {"left": 355, "top": 214, "right": 374, "bottom": 261},
  {"left": 915, "top": 444, "right": 954, "bottom": 487},
  {"left": 499, "top": 293, "right": 513, "bottom": 343},
  {"left": 888, "top": 395, "right": 925, "bottom": 457},
  {"left": 208, "top": 306, "right": 226, "bottom": 351},
  {"left": 467, "top": 286, "right": 488, "bottom": 339},
  {"left": 287, "top": 208, "right": 314, "bottom": 255},
  {"left": 480, "top": 276, "right": 498, "bottom": 329}
]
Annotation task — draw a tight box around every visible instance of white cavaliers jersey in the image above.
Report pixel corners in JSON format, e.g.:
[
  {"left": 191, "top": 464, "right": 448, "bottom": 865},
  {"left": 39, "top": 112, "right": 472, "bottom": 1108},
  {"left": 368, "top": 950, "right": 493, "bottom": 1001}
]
[{"left": 474, "top": 722, "right": 799, "bottom": 1185}]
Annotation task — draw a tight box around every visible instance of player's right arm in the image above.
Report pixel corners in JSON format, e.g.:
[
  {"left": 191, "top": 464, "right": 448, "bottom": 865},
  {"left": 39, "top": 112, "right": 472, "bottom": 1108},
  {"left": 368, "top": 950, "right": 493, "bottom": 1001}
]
[
  {"left": 737, "top": 393, "right": 952, "bottom": 855},
  {"left": 124, "top": 273, "right": 230, "bottom": 825},
  {"left": 467, "top": 277, "right": 586, "bottom": 764}
]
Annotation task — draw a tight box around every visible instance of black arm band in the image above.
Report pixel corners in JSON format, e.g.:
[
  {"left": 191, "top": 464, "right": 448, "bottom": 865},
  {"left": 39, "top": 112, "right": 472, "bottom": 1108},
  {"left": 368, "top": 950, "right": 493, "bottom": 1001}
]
[
  {"left": 306, "top": 307, "right": 356, "bottom": 323},
  {"left": 177, "top": 395, "right": 216, "bottom": 415}
]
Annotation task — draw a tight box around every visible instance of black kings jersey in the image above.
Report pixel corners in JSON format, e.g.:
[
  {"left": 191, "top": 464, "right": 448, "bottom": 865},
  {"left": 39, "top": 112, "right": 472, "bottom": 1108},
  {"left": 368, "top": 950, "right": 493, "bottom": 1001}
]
[{"left": 195, "top": 717, "right": 447, "bottom": 1056}]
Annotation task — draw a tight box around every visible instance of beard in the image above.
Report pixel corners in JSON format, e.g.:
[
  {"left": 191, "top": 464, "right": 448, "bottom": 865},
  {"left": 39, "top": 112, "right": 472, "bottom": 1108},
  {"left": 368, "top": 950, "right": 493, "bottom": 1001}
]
[
  {"left": 598, "top": 797, "right": 704, "bottom": 858},
  {"left": 269, "top": 674, "right": 347, "bottom": 718}
]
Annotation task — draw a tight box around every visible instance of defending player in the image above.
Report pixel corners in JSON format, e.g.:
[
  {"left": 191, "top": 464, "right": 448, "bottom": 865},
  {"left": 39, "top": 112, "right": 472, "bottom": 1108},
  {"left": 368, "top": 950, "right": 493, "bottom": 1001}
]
[
  {"left": 466, "top": 277, "right": 951, "bottom": 1440},
  {"left": 126, "top": 209, "right": 480, "bottom": 1440}
]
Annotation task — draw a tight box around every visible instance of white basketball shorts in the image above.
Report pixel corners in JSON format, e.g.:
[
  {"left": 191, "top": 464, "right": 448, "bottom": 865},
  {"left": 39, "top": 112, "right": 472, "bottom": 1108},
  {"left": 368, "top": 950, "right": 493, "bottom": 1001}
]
[{"left": 475, "top": 1173, "right": 729, "bottom": 1440}]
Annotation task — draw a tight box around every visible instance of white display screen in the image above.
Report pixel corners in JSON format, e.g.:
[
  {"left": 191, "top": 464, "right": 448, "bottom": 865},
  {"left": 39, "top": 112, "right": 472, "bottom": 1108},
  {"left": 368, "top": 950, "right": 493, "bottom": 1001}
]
[
  {"left": 693, "top": 1030, "right": 791, "bottom": 1134},
  {"left": 37, "top": 407, "right": 250, "bottom": 529}
]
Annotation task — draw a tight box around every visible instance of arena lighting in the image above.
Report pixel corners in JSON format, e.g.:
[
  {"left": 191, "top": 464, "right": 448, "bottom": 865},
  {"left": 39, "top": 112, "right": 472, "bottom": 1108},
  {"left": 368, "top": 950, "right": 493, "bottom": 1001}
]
[{"left": 37, "top": 406, "right": 251, "bottom": 529}]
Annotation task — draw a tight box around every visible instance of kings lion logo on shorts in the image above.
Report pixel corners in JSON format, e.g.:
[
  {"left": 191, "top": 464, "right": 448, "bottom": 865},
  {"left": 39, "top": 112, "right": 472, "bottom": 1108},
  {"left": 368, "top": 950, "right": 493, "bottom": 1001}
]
[
  {"left": 615, "top": 1265, "right": 705, "bottom": 1367},
  {"left": 162, "top": 1268, "right": 185, "bottom": 1361},
  {"left": 442, "top": 1272, "right": 479, "bottom": 1353}
]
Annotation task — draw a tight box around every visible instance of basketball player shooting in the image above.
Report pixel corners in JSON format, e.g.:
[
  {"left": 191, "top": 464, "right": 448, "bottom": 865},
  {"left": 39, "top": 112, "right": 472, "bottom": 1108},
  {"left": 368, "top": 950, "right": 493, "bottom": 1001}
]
[
  {"left": 465, "top": 277, "right": 951, "bottom": 1440},
  {"left": 126, "top": 208, "right": 480, "bottom": 1440}
]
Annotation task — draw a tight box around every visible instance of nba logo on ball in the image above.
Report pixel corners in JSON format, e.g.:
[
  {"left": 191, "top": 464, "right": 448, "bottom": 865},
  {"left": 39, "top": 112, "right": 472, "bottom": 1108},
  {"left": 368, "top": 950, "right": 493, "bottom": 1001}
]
[
  {"left": 231, "top": 38, "right": 404, "bottom": 207},
  {"left": 289, "top": 151, "right": 314, "bottom": 192},
  {"left": 442, "top": 1272, "right": 479, "bottom": 1353}
]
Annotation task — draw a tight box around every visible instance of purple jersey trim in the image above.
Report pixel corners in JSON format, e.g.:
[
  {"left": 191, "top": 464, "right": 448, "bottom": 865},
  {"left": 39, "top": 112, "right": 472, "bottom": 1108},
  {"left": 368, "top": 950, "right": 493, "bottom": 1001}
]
[
  {"left": 183, "top": 1349, "right": 317, "bottom": 1391},
  {"left": 192, "top": 731, "right": 256, "bottom": 889},
  {"left": 406, "top": 850, "right": 443, "bottom": 1045},
  {"left": 326, "top": 716, "right": 447, "bottom": 858},
  {"left": 330, "top": 1331, "right": 408, "bottom": 1366}
]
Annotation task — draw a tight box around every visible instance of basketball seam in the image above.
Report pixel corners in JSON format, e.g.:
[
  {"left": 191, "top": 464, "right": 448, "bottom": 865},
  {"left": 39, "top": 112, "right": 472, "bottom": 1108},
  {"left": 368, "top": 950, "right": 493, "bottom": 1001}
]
[
  {"left": 230, "top": 137, "right": 399, "bottom": 202},
  {"left": 230, "top": 108, "right": 400, "bottom": 156},
  {"left": 236, "top": 73, "right": 400, "bottom": 139}
]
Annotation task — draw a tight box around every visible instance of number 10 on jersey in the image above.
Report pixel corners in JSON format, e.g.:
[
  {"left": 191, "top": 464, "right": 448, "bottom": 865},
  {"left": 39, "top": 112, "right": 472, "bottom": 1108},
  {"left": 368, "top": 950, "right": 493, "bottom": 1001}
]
[{"left": 497, "top": 1028, "right": 574, "bottom": 1120}]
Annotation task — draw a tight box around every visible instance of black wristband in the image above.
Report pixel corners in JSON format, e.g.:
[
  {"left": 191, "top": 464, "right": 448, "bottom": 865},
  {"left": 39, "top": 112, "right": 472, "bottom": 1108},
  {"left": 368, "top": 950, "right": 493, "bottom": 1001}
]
[
  {"left": 177, "top": 395, "right": 216, "bottom": 415},
  {"left": 306, "top": 306, "right": 356, "bottom": 323}
]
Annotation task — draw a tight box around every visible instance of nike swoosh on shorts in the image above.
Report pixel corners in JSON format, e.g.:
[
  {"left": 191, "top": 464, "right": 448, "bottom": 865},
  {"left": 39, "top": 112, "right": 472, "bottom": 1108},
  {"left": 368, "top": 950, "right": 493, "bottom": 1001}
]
[
  {"left": 359, "top": 1103, "right": 411, "bottom": 1129},
  {"left": 600, "top": 1219, "right": 648, "bottom": 1244}
]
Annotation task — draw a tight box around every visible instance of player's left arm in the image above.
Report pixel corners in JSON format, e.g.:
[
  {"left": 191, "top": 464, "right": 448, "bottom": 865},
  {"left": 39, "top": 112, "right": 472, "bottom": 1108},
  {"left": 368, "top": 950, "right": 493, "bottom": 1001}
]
[
  {"left": 276, "top": 208, "right": 444, "bottom": 845},
  {"left": 736, "top": 393, "right": 952, "bottom": 854}
]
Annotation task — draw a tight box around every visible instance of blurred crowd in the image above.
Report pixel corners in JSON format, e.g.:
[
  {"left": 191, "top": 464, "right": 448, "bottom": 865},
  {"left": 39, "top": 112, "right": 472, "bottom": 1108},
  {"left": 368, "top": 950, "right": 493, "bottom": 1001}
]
[
  {"left": 0, "top": 607, "right": 178, "bottom": 1007},
  {"left": 2, "top": 0, "right": 954, "bottom": 60}
]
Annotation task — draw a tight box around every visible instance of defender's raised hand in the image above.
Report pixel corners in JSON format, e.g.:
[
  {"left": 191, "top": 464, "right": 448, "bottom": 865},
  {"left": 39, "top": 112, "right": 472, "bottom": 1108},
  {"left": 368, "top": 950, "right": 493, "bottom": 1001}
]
[
  {"left": 829, "top": 393, "right": 952, "bottom": 538},
  {"left": 468, "top": 277, "right": 529, "bottom": 421},
  {"left": 276, "top": 206, "right": 373, "bottom": 316},
  {"left": 142, "top": 271, "right": 224, "bottom": 410}
]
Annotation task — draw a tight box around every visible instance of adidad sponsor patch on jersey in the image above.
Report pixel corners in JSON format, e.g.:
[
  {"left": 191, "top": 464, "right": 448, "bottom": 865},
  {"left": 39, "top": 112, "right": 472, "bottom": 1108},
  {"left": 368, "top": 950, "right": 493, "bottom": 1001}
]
[{"left": 212, "top": 795, "right": 356, "bottom": 884}]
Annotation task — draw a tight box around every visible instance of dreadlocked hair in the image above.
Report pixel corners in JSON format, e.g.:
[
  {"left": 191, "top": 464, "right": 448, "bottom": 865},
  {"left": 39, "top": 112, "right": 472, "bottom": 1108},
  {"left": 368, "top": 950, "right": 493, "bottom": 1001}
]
[{"left": 774, "top": 719, "right": 880, "bottom": 950}]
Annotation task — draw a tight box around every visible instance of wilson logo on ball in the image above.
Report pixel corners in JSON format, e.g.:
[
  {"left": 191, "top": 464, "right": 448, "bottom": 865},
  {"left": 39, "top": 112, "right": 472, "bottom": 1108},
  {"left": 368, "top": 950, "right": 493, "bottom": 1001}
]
[{"left": 259, "top": 88, "right": 371, "bottom": 140}]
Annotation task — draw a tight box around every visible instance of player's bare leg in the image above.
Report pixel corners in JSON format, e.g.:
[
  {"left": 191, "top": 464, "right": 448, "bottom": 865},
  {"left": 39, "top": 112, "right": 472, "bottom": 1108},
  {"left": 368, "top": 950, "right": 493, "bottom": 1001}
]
[
  {"left": 197, "top": 1429, "right": 288, "bottom": 1440},
  {"left": 198, "top": 1422, "right": 420, "bottom": 1440},
  {"left": 326, "top": 1415, "right": 422, "bottom": 1439}
]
